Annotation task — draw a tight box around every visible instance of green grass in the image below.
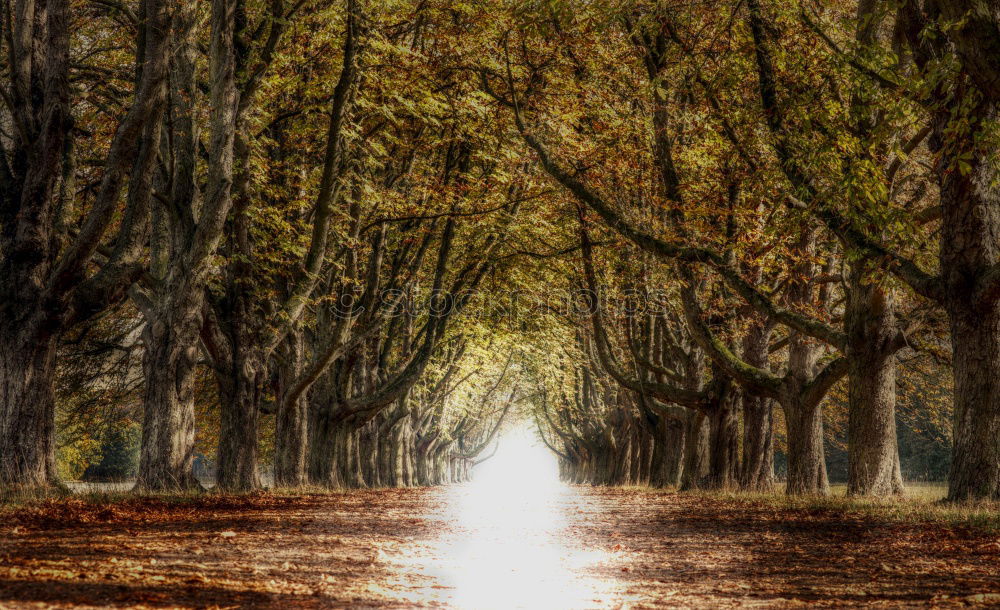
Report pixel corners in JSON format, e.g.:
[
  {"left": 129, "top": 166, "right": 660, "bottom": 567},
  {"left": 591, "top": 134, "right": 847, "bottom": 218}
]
[
  {"left": 685, "top": 481, "right": 1000, "bottom": 533},
  {"left": 828, "top": 481, "right": 948, "bottom": 501}
]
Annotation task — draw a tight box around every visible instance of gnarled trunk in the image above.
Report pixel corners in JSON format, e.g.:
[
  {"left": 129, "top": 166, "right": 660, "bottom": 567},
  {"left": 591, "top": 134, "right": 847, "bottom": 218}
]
[
  {"left": 135, "top": 300, "right": 202, "bottom": 492},
  {"left": 307, "top": 395, "right": 344, "bottom": 488},
  {"left": 938, "top": 99, "right": 1000, "bottom": 502},
  {"left": 947, "top": 301, "right": 1000, "bottom": 500},
  {"left": 339, "top": 423, "right": 366, "bottom": 488},
  {"left": 216, "top": 359, "right": 263, "bottom": 492},
  {"left": 680, "top": 411, "right": 708, "bottom": 490},
  {"left": 0, "top": 326, "right": 60, "bottom": 492},
  {"left": 361, "top": 423, "right": 379, "bottom": 487},
  {"left": 634, "top": 424, "right": 652, "bottom": 485},
  {"left": 649, "top": 417, "right": 684, "bottom": 487},
  {"left": 845, "top": 270, "right": 904, "bottom": 496},
  {"left": 706, "top": 391, "right": 740, "bottom": 489},
  {"left": 783, "top": 401, "right": 829, "bottom": 495},
  {"left": 741, "top": 393, "right": 775, "bottom": 491},
  {"left": 274, "top": 333, "right": 308, "bottom": 487}
]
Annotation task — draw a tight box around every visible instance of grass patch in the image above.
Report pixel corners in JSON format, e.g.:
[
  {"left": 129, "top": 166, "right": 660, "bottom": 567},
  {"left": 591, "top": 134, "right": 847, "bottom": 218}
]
[{"left": 683, "top": 481, "right": 1000, "bottom": 533}]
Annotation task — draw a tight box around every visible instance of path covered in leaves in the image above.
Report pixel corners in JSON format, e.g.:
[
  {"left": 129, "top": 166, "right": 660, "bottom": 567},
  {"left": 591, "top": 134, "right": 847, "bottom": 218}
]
[{"left": 1, "top": 485, "right": 999, "bottom": 608}]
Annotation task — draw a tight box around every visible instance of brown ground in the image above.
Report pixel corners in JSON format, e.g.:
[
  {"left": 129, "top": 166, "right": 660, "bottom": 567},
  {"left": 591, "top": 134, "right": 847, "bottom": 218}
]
[{"left": 1, "top": 485, "right": 999, "bottom": 608}]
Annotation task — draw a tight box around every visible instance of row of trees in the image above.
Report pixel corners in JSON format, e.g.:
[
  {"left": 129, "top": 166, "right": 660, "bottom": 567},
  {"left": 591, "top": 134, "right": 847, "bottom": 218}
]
[
  {"left": 1, "top": 0, "right": 525, "bottom": 495},
  {"left": 3, "top": 0, "right": 998, "bottom": 502},
  {"left": 507, "top": 0, "right": 998, "bottom": 501}
]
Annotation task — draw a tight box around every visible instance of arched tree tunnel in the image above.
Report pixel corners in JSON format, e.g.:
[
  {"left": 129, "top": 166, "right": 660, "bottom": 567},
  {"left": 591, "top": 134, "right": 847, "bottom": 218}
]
[{"left": 3, "top": 0, "right": 1000, "bottom": 606}]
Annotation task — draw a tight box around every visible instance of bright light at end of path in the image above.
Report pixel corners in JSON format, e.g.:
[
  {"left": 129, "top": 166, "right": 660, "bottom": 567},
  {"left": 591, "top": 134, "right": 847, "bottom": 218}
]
[
  {"left": 470, "top": 425, "right": 560, "bottom": 492},
  {"left": 432, "top": 425, "right": 619, "bottom": 609}
]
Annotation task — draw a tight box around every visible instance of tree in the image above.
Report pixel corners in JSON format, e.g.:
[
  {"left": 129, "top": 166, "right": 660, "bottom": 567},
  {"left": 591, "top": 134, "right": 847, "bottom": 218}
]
[{"left": 1, "top": 0, "right": 171, "bottom": 492}]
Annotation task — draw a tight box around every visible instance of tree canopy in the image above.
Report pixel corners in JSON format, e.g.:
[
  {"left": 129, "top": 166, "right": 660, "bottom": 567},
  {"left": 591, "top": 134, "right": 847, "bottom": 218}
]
[{"left": 1, "top": 0, "right": 997, "bottom": 501}]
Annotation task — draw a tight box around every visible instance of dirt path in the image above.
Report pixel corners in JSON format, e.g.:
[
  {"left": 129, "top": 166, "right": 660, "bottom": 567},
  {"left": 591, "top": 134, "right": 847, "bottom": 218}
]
[{"left": 1, "top": 485, "right": 999, "bottom": 608}]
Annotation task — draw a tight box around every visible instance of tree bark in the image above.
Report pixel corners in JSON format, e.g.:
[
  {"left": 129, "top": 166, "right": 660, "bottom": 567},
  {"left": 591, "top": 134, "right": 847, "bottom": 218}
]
[
  {"left": 946, "top": 282, "right": 1000, "bottom": 501},
  {"left": 307, "top": 396, "right": 345, "bottom": 488},
  {"left": 938, "top": 104, "right": 1000, "bottom": 501},
  {"left": 136, "top": 0, "right": 237, "bottom": 493},
  {"left": 0, "top": 326, "right": 60, "bottom": 491},
  {"left": 216, "top": 359, "right": 264, "bottom": 492},
  {"left": 845, "top": 268, "right": 904, "bottom": 496},
  {"left": 706, "top": 389, "right": 740, "bottom": 489},
  {"left": 680, "top": 411, "right": 708, "bottom": 490},
  {"left": 0, "top": 0, "right": 168, "bottom": 494},
  {"left": 649, "top": 417, "right": 684, "bottom": 487},
  {"left": 783, "top": 400, "right": 829, "bottom": 496},
  {"left": 741, "top": 393, "right": 775, "bottom": 491},
  {"left": 740, "top": 317, "right": 775, "bottom": 491},
  {"left": 135, "top": 301, "right": 202, "bottom": 492},
  {"left": 274, "top": 332, "right": 309, "bottom": 487}
]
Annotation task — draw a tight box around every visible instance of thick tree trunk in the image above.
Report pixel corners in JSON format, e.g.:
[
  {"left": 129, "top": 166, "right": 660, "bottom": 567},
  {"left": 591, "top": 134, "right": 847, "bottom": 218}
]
[
  {"left": 0, "top": 327, "right": 60, "bottom": 492},
  {"left": 135, "top": 301, "right": 202, "bottom": 492},
  {"left": 783, "top": 401, "right": 829, "bottom": 495},
  {"left": 401, "top": 417, "right": 415, "bottom": 486},
  {"left": 647, "top": 418, "right": 668, "bottom": 487},
  {"left": 275, "top": 396, "right": 309, "bottom": 486},
  {"left": 415, "top": 442, "right": 435, "bottom": 486},
  {"left": 431, "top": 447, "right": 448, "bottom": 484},
  {"left": 577, "top": 452, "right": 592, "bottom": 484},
  {"left": 614, "top": 429, "right": 633, "bottom": 485},
  {"left": 649, "top": 417, "right": 684, "bottom": 488},
  {"left": 380, "top": 408, "right": 411, "bottom": 487},
  {"left": 596, "top": 438, "right": 616, "bottom": 485},
  {"left": 680, "top": 411, "right": 709, "bottom": 490},
  {"left": 216, "top": 360, "right": 263, "bottom": 492},
  {"left": 706, "top": 393, "right": 740, "bottom": 489},
  {"left": 307, "top": 400, "right": 343, "bottom": 488},
  {"left": 376, "top": 418, "right": 395, "bottom": 486},
  {"left": 845, "top": 271, "right": 904, "bottom": 496},
  {"left": 938, "top": 100, "right": 1000, "bottom": 502},
  {"left": 947, "top": 302, "right": 1000, "bottom": 500},
  {"left": 274, "top": 334, "right": 308, "bottom": 487}
]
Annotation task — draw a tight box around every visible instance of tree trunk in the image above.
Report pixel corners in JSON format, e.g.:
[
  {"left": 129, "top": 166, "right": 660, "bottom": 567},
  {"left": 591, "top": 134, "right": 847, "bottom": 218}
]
[
  {"left": 401, "top": 417, "right": 415, "bottom": 486},
  {"left": 340, "top": 425, "right": 366, "bottom": 488},
  {"left": 706, "top": 392, "right": 740, "bottom": 489},
  {"left": 740, "top": 317, "right": 775, "bottom": 491},
  {"left": 680, "top": 411, "right": 709, "bottom": 490},
  {"left": 382, "top": 409, "right": 411, "bottom": 487},
  {"left": 307, "top": 399, "right": 343, "bottom": 488},
  {"left": 362, "top": 423, "right": 379, "bottom": 487},
  {"left": 845, "top": 270, "right": 904, "bottom": 496},
  {"left": 380, "top": 424, "right": 394, "bottom": 487},
  {"left": 0, "top": 326, "right": 60, "bottom": 492},
  {"left": 135, "top": 300, "right": 202, "bottom": 492},
  {"left": 947, "top": 301, "right": 1000, "bottom": 500},
  {"left": 938, "top": 100, "right": 1000, "bottom": 501},
  {"left": 415, "top": 443, "right": 433, "bottom": 486},
  {"left": 649, "top": 417, "right": 684, "bottom": 488},
  {"left": 635, "top": 425, "right": 652, "bottom": 485},
  {"left": 741, "top": 393, "right": 775, "bottom": 491},
  {"left": 216, "top": 360, "right": 263, "bottom": 492},
  {"left": 783, "top": 401, "right": 829, "bottom": 495},
  {"left": 614, "top": 428, "right": 633, "bottom": 485},
  {"left": 274, "top": 333, "right": 308, "bottom": 487}
]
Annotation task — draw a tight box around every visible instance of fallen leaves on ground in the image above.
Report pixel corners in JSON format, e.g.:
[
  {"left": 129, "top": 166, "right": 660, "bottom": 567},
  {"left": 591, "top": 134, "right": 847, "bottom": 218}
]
[{"left": 0, "top": 487, "right": 997, "bottom": 608}]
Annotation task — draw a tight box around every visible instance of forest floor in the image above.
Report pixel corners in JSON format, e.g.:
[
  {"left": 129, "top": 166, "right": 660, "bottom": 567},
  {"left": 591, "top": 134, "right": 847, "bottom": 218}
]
[{"left": 1, "top": 485, "right": 1000, "bottom": 608}]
